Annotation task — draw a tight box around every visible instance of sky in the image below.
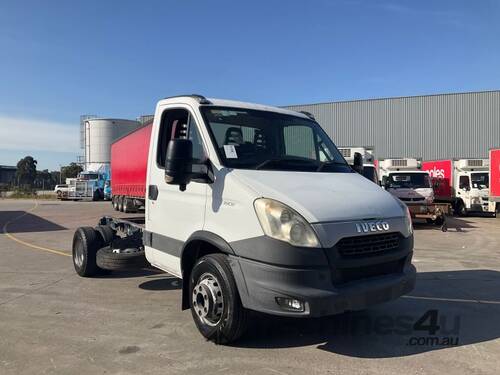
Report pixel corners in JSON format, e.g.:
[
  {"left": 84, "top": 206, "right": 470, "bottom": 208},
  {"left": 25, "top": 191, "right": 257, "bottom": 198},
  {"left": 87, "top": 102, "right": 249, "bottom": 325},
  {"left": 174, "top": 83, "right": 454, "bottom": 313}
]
[{"left": 0, "top": 0, "right": 499, "bottom": 170}]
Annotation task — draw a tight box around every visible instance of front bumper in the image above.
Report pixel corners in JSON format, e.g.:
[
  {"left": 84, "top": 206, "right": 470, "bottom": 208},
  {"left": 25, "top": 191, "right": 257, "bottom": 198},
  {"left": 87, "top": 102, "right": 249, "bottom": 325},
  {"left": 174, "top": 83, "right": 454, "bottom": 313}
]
[{"left": 229, "top": 234, "right": 416, "bottom": 317}]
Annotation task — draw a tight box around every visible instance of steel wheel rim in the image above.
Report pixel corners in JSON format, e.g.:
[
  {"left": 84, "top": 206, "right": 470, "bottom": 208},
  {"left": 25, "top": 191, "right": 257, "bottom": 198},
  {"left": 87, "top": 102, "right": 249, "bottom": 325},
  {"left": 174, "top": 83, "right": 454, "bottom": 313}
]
[{"left": 192, "top": 272, "right": 224, "bottom": 326}]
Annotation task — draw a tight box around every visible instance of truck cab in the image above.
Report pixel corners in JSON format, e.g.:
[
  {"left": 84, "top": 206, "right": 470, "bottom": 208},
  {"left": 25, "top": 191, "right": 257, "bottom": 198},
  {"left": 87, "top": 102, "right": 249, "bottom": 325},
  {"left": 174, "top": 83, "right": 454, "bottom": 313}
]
[
  {"left": 453, "top": 159, "right": 494, "bottom": 215},
  {"left": 379, "top": 158, "right": 434, "bottom": 204},
  {"left": 338, "top": 146, "right": 379, "bottom": 184},
  {"left": 73, "top": 95, "right": 416, "bottom": 344}
]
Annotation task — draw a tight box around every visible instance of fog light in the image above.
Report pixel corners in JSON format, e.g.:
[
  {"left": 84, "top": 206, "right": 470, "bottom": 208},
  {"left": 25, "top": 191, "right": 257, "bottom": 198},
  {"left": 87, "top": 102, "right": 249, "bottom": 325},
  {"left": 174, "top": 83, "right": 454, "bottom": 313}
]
[{"left": 275, "top": 297, "right": 305, "bottom": 312}]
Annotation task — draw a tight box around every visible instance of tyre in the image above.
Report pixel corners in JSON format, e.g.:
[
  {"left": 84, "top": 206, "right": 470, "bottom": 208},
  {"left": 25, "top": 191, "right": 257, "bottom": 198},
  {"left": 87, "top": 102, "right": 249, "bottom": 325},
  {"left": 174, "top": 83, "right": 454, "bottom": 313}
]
[
  {"left": 95, "top": 225, "right": 115, "bottom": 246},
  {"left": 96, "top": 246, "right": 148, "bottom": 270},
  {"left": 56, "top": 190, "right": 62, "bottom": 199},
  {"left": 112, "top": 196, "right": 120, "bottom": 211},
  {"left": 123, "top": 198, "right": 136, "bottom": 213},
  {"left": 189, "top": 253, "right": 248, "bottom": 344},
  {"left": 92, "top": 190, "right": 100, "bottom": 201},
  {"left": 72, "top": 227, "right": 104, "bottom": 277},
  {"left": 456, "top": 201, "right": 467, "bottom": 217},
  {"left": 118, "top": 196, "right": 125, "bottom": 212}
]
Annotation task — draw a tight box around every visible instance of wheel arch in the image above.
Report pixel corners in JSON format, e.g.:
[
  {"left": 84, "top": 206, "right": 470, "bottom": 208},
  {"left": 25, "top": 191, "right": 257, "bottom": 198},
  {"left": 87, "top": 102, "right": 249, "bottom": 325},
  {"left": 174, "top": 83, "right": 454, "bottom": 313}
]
[{"left": 180, "top": 231, "right": 235, "bottom": 310}]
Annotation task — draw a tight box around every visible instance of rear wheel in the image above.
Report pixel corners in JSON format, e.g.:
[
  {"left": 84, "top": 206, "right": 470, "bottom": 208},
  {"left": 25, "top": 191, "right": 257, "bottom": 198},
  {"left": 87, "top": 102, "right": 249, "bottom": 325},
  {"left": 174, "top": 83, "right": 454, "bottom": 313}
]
[
  {"left": 72, "top": 227, "right": 104, "bottom": 277},
  {"left": 123, "top": 198, "right": 135, "bottom": 213},
  {"left": 189, "top": 253, "right": 248, "bottom": 344},
  {"left": 112, "top": 196, "right": 119, "bottom": 211},
  {"left": 118, "top": 196, "right": 125, "bottom": 212}
]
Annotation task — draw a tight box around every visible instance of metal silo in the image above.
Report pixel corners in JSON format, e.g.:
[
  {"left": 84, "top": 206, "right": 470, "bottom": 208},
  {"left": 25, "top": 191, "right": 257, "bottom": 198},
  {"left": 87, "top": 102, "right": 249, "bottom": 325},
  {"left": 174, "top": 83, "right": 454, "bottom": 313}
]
[{"left": 83, "top": 118, "right": 141, "bottom": 172}]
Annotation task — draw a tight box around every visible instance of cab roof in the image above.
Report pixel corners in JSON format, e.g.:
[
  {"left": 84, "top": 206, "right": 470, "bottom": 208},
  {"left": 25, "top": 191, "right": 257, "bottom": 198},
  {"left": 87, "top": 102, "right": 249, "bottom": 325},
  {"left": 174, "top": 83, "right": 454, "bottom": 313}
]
[{"left": 157, "top": 95, "right": 310, "bottom": 120}]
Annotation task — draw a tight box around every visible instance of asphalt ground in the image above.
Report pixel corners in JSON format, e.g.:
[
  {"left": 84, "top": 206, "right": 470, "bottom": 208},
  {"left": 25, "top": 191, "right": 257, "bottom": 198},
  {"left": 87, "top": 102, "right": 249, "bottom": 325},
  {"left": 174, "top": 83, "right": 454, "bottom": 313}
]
[{"left": 0, "top": 199, "right": 499, "bottom": 375}]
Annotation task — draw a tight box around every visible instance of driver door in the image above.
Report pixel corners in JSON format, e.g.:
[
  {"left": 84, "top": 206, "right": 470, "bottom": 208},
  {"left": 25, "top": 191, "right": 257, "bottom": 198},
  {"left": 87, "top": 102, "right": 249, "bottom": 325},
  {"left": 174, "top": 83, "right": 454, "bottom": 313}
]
[{"left": 146, "top": 105, "right": 208, "bottom": 277}]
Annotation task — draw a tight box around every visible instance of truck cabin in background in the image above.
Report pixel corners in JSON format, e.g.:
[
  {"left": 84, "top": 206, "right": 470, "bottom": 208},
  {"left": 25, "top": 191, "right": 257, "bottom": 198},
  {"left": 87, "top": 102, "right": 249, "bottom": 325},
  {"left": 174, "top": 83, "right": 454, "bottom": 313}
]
[
  {"left": 338, "top": 146, "right": 378, "bottom": 184},
  {"left": 422, "top": 158, "right": 496, "bottom": 217}
]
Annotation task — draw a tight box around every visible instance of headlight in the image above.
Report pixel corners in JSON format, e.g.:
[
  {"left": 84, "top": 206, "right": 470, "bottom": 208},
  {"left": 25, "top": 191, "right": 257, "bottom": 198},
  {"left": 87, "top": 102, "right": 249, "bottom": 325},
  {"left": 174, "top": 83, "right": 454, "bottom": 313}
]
[
  {"left": 395, "top": 198, "right": 413, "bottom": 235},
  {"left": 254, "top": 198, "right": 320, "bottom": 247}
]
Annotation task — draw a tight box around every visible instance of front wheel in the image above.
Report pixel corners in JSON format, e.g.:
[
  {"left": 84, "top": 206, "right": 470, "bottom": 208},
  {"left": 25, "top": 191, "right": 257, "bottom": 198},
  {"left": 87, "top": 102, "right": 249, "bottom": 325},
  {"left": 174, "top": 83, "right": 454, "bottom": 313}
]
[
  {"left": 189, "top": 254, "right": 248, "bottom": 344},
  {"left": 455, "top": 201, "right": 467, "bottom": 217}
]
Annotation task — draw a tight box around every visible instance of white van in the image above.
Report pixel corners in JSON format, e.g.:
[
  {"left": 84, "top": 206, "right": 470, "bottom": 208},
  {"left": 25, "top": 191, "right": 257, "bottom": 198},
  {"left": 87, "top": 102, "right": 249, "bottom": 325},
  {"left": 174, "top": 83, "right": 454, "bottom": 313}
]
[{"left": 72, "top": 95, "right": 416, "bottom": 344}]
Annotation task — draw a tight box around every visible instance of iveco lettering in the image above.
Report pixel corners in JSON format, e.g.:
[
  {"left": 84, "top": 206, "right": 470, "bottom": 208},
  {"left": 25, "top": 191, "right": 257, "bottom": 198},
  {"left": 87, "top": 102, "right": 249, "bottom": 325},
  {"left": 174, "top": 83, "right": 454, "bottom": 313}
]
[{"left": 72, "top": 95, "right": 416, "bottom": 344}]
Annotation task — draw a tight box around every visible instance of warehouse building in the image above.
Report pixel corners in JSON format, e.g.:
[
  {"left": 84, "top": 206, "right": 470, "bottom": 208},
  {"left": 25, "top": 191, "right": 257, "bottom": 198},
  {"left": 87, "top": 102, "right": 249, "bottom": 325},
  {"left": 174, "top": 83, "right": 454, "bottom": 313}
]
[{"left": 284, "top": 90, "right": 500, "bottom": 160}]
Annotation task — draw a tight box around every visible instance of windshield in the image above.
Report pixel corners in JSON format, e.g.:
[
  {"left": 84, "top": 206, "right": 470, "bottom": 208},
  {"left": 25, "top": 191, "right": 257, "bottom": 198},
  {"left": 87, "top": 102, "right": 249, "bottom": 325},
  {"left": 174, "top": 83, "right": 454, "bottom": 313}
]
[
  {"left": 387, "top": 173, "right": 431, "bottom": 189},
  {"left": 80, "top": 173, "right": 98, "bottom": 180},
  {"left": 201, "top": 107, "right": 350, "bottom": 172},
  {"left": 471, "top": 172, "right": 489, "bottom": 189}
]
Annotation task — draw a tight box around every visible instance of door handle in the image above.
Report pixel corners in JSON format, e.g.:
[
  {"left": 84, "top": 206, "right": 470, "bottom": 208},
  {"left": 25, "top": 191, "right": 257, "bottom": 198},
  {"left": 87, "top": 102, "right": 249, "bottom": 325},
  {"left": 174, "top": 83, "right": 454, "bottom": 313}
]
[{"left": 148, "top": 185, "right": 159, "bottom": 200}]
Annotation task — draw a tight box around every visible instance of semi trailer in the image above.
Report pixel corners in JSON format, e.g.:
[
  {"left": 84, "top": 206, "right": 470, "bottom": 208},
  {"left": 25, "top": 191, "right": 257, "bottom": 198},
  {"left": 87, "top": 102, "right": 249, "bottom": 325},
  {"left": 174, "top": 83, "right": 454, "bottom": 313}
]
[
  {"left": 111, "top": 122, "right": 153, "bottom": 212},
  {"left": 422, "top": 159, "right": 496, "bottom": 216},
  {"left": 379, "top": 158, "right": 449, "bottom": 228},
  {"left": 72, "top": 95, "right": 416, "bottom": 344}
]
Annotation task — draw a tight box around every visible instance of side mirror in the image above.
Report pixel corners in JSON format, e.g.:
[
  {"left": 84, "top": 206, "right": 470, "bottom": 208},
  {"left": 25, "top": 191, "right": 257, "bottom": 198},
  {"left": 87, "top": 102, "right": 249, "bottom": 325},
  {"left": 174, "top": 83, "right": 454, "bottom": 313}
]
[
  {"left": 165, "top": 139, "right": 193, "bottom": 191},
  {"left": 381, "top": 176, "right": 389, "bottom": 189},
  {"left": 353, "top": 152, "right": 364, "bottom": 174}
]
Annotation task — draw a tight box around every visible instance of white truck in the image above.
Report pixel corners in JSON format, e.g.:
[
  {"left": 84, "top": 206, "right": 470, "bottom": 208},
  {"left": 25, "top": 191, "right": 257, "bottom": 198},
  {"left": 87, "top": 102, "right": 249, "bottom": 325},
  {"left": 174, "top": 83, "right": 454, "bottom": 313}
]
[
  {"left": 338, "top": 146, "right": 379, "bottom": 184},
  {"left": 72, "top": 95, "right": 416, "bottom": 344},
  {"left": 422, "top": 158, "right": 496, "bottom": 216},
  {"left": 379, "top": 158, "right": 449, "bottom": 228}
]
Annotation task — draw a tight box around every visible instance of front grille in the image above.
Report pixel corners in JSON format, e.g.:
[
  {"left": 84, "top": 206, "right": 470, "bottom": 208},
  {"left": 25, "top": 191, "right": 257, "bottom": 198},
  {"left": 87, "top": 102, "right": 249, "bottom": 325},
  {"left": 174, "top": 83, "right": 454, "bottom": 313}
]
[{"left": 337, "top": 233, "right": 400, "bottom": 258}]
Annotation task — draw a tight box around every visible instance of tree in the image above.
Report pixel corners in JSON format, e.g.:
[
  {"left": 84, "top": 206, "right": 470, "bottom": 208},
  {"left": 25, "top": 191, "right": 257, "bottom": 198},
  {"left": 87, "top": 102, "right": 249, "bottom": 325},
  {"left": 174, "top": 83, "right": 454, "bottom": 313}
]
[
  {"left": 34, "top": 169, "right": 54, "bottom": 190},
  {"left": 15, "top": 156, "right": 37, "bottom": 188},
  {"left": 61, "top": 163, "right": 83, "bottom": 181}
]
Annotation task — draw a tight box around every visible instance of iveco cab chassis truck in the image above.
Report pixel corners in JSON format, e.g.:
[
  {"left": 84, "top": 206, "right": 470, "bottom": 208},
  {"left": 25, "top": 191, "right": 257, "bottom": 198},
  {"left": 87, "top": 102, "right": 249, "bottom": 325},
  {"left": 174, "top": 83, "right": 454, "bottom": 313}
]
[
  {"left": 72, "top": 95, "right": 416, "bottom": 344},
  {"left": 379, "top": 158, "right": 450, "bottom": 230},
  {"left": 422, "top": 158, "right": 496, "bottom": 216}
]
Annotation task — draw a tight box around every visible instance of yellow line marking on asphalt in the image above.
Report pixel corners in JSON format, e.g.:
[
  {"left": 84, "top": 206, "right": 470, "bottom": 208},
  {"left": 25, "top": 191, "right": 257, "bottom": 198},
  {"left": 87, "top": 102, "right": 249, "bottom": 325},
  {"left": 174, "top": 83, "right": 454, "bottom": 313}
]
[{"left": 1, "top": 201, "right": 71, "bottom": 257}]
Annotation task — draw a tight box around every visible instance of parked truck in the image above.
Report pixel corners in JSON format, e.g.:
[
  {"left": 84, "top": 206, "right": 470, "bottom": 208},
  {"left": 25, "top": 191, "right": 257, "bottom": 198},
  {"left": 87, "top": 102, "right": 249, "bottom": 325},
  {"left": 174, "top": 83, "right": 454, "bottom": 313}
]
[
  {"left": 379, "top": 158, "right": 449, "bottom": 228},
  {"left": 488, "top": 149, "right": 500, "bottom": 213},
  {"left": 72, "top": 95, "right": 416, "bottom": 344},
  {"left": 422, "top": 159, "right": 496, "bottom": 216},
  {"left": 338, "top": 146, "right": 379, "bottom": 184}
]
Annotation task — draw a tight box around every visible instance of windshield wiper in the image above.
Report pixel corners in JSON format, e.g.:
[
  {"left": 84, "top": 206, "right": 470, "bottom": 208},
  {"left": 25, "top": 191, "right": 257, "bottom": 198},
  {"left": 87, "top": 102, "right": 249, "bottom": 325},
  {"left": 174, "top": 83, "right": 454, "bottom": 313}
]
[{"left": 316, "top": 160, "right": 347, "bottom": 172}]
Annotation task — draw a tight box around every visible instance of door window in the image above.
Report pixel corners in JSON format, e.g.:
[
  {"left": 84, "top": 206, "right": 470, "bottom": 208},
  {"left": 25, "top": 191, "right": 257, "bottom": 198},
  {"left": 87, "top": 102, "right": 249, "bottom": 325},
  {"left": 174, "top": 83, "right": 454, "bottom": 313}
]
[
  {"left": 157, "top": 108, "right": 206, "bottom": 167},
  {"left": 459, "top": 175, "right": 470, "bottom": 190}
]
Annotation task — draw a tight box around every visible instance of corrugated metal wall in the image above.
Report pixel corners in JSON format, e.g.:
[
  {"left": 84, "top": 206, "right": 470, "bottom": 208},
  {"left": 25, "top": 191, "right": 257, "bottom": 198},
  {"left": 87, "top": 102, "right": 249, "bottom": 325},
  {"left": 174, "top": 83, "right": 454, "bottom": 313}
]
[{"left": 284, "top": 91, "right": 500, "bottom": 160}]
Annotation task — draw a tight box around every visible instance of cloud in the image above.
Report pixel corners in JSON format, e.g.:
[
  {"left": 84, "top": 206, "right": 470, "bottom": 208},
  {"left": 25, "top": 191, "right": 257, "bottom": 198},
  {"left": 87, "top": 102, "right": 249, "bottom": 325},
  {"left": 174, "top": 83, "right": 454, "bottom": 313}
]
[{"left": 0, "top": 115, "right": 79, "bottom": 153}]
